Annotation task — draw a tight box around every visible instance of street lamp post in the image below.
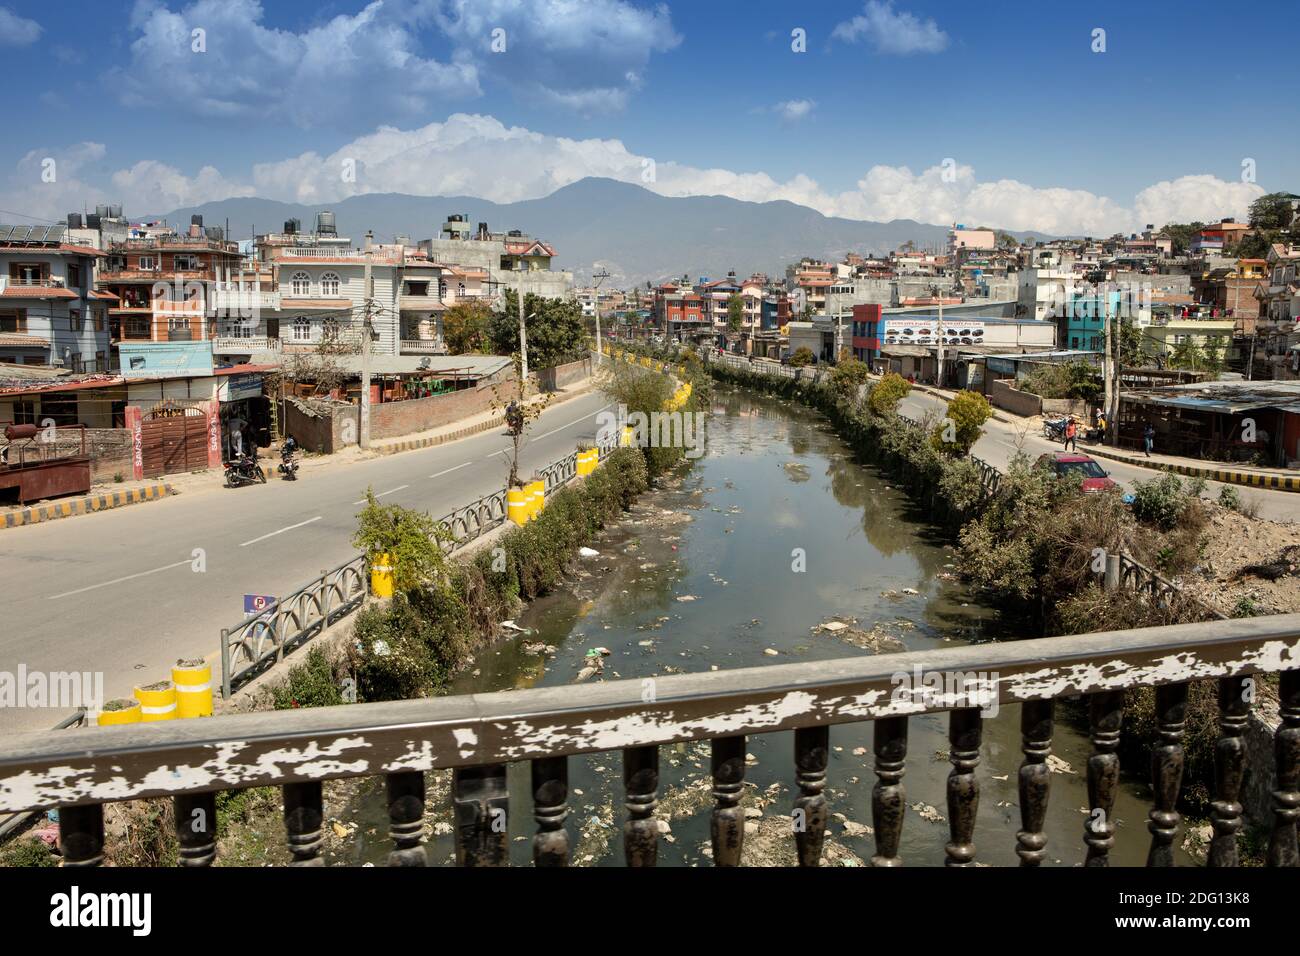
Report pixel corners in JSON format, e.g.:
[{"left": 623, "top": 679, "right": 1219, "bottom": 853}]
[{"left": 592, "top": 268, "right": 610, "bottom": 363}]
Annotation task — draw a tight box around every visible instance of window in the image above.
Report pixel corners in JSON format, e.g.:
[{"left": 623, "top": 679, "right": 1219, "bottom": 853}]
[
  {"left": 174, "top": 255, "right": 198, "bottom": 271},
  {"left": 138, "top": 256, "right": 157, "bottom": 271},
  {"left": 69, "top": 310, "right": 83, "bottom": 333},
  {"left": 320, "top": 272, "right": 340, "bottom": 296},
  {"left": 291, "top": 272, "right": 310, "bottom": 296},
  {"left": 0, "top": 310, "right": 26, "bottom": 333},
  {"left": 93, "top": 310, "right": 104, "bottom": 332},
  {"left": 12, "top": 400, "right": 36, "bottom": 425},
  {"left": 458, "top": 282, "right": 466, "bottom": 297},
  {"left": 292, "top": 317, "right": 312, "bottom": 341},
  {"left": 67, "top": 264, "right": 82, "bottom": 289}
]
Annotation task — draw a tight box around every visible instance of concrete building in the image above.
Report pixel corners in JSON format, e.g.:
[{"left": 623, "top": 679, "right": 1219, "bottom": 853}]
[
  {"left": 0, "top": 225, "right": 112, "bottom": 371},
  {"left": 417, "top": 215, "right": 572, "bottom": 302}
]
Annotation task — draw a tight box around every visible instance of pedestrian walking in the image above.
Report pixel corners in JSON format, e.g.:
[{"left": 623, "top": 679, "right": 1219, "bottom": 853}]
[
  {"left": 1143, "top": 421, "right": 1155, "bottom": 457},
  {"left": 1064, "top": 417, "right": 1078, "bottom": 452}
]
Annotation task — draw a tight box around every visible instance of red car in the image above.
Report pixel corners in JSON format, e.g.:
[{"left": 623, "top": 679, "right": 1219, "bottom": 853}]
[{"left": 1035, "top": 452, "right": 1118, "bottom": 493}]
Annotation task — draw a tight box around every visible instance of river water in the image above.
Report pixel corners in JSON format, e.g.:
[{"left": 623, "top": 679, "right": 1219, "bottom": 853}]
[{"left": 342, "top": 382, "right": 1183, "bottom": 866}]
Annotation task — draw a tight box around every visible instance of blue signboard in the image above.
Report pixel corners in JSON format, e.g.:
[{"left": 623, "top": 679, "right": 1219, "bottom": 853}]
[
  {"left": 244, "top": 593, "right": 277, "bottom": 616},
  {"left": 120, "top": 341, "right": 215, "bottom": 380}
]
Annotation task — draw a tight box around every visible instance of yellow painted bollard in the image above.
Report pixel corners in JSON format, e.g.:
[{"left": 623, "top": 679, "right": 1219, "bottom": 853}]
[
  {"left": 621, "top": 425, "right": 634, "bottom": 447},
  {"left": 576, "top": 448, "right": 594, "bottom": 477},
  {"left": 370, "top": 551, "right": 395, "bottom": 597},
  {"left": 507, "top": 486, "right": 529, "bottom": 525},
  {"left": 527, "top": 478, "right": 545, "bottom": 520},
  {"left": 172, "top": 659, "right": 213, "bottom": 718},
  {"left": 133, "top": 681, "right": 176, "bottom": 722},
  {"left": 97, "top": 698, "right": 141, "bottom": 726}
]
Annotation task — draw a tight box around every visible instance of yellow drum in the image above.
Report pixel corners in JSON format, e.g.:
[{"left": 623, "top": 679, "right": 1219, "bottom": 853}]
[
  {"left": 370, "top": 552, "right": 394, "bottom": 597},
  {"left": 507, "top": 487, "right": 529, "bottom": 525},
  {"left": 172, "top": 660, "right": 213, "bottom": 718},
  {"left": 133, "top": 681, "right": 177, "bottom": 722},
  {"left": 527, "top": 479, "right": 545, "bottom": 519},
  {"left": 97, "top": 699, "right": 141, "bottom": 726},
  {"left": 620, "top": 425, "right": 635, "bottom": 447}
]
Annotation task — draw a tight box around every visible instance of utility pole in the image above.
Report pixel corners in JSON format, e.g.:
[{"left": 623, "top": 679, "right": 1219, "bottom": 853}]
[
  {"left": 592, "top": 268, "right": 611, "bottom": 363},
  {"left": 360, "top": 237, "right": 373, "bottom": 450},
  {"left": 934, "top": 284, "right": 945, "bottom": 387},
  {"left": 516, "top": 264, "right": 529, "bottom": 383}
]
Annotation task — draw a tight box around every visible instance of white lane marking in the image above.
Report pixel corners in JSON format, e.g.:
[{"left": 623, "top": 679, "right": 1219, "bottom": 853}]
[
  {"left": 532, "top": 403, "right": 614, "bottom": 442},
  {"left": 429, "top": 462, "right": 474, "bottom": 479},
  {"left": 239, "top": 515, "right": 323, "bottom": 547},
  {"left": 352, "top": 485, "right": 409, "bottom": 505},
  {"left": 47, "top": 559, "right": 193, "bottom": 600}
]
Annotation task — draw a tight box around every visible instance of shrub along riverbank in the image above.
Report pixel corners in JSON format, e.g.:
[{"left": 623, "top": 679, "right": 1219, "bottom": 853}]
[{"left": 706, "top": 356, "right": 1261, "bottom": 832}]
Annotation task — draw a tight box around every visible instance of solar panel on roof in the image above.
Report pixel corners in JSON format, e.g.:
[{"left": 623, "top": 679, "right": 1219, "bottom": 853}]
[
  {"left": 0, "top": 226, "right": 13, "bottom": 242},
  {"left": 9, "top": 225, "right": 31, "bottom": 242},
  {"left": 46, "top": 225, "right": 65, "bottom": 244}
]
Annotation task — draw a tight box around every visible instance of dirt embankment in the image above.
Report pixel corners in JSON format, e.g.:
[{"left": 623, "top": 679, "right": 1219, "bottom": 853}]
[{"left": 1188, "top": 505, "right": 1300, "bottom": 616}]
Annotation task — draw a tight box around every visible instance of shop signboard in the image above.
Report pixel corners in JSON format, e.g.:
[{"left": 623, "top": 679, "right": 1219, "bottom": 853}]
[{"left": 120, "top": 341, "right": 215, "bottom": 380}]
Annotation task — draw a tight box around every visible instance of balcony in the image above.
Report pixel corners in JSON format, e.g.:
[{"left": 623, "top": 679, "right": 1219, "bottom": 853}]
[
  {"left": 210, "top": 287, "right": 281, "bottom": 315},
  {"left": 213, "top": 335, "right": 282, "bottom": 355},
  {"left": 400, "top": 338, "right": 448, "bottom": 355},
  {"left": 399, "top": 292, "right": 446, "bottom": 310}
]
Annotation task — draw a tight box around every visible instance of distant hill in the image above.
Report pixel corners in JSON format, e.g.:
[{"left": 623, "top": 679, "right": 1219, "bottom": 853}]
[{"left": 155, "top": 177, "right": 1049, "bottom": 287}]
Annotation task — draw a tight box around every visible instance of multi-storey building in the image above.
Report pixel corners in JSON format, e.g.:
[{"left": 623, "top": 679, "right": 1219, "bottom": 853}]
[
  {"left": 418, "top": 215, "right": 572, "bottom": 301},
  {"left": 0, "top": 224, "right": 111, "bottom": 371}
]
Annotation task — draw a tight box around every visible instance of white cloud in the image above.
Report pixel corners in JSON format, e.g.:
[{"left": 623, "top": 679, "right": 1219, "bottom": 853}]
[
  {"left": 428, "top": 0, "right": 681, "bottom": 113},
  {"left": 0, "top": 6, "right": 42, "bottom": 46},
  {"left": 110, "top": 0, "right": 481, "bottom": 123},
  {"left": 0, "top": 118, "right": 1267, "bottom": 236},
  {"left": 773, "top": 99, "right": 815, "bottom": 123},
  {"left": 832, "top": 1, "right": 948, "bottom": 55}
]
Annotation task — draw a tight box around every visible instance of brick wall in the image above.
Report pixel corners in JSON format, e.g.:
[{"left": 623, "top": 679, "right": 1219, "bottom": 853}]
[
  {"left": 0, "top": 427, "right": 132, "bottom": 481},
  {"left": 284, "top": 400, "right": 357, "bottom": 454},
  {"left": 370, "top": 379, "right": 502, "bottom": 441},
  {"left": 988, "top": 378, "right": 1042, "bottom": 417},
  {"left": 538, "top": 356, "right": 591, "bottom": 391}
]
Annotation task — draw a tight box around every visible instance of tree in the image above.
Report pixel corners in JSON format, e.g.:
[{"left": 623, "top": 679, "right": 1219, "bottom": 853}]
[
  {"left": 789, "top": 346, "right": 815, "bottom": 367},
  {"left": 489, "top": 290, "right": 586, "bottom": 369},
  {"left": 442, "top": 301, "right": 491, "bottom": 355},
  {"left": 1157, "top": 222, "right": 1205, "bottom": 256},
  {"left": 1248, "top": 192, "right": 1295, "bottom": 231},
  {"left": 931, "top": 390, "right": 991, "bottom": 457},
  {"left": 995, "top": 231, "right": 1018, "bottom": 248},
  {"left": 867, "top": 371, "right": 911, "bottom": 416},
  {"left": 726, "top": 292, "right": 744, "bottom": 334},
  {"left": 828, "top": 357, "right": 870, "bottom": 405},
  {"left": 1169, "top": 338, "right": 1207, "bottom": 371},
  {"left": 1118, "top": 316, "right": 1144, "bottom": 366}
]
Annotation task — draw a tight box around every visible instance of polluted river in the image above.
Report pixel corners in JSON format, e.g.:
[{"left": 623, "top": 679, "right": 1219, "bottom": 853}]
[{"left": 335, "top": 381, "right": 1184, "bottom": 867}]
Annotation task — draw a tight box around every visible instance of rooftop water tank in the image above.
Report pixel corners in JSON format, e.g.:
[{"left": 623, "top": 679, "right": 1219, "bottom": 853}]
[{"left": 316, "top": 211, "right": 337, "bottom": 235}]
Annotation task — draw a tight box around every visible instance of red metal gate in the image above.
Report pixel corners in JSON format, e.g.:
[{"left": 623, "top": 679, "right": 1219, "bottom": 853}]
[{"left": 140, "top": 401, "right": 208, "bottom": 478}]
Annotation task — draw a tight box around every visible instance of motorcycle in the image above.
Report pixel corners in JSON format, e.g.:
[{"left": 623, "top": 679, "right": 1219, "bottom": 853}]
[
  {"left": 1042, "top": 416, "right": 1069, "bottom": 441},
  {"left": 224, "top": 454, "right": 266, "bottom": 488},
  {"left": 278, "top": 438, "right": 300, "bottom": 481}
]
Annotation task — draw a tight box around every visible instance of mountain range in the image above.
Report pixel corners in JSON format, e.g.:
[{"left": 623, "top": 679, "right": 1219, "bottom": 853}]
[{"left": 154, "top": 177, "right": 1050, "bottom": 288}]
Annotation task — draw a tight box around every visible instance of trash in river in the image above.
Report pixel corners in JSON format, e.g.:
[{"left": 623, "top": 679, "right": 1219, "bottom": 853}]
[
  {"left": 578, "top": 547, "right": 601, "bottom": 558},
  {"left": 501, "top": 620, "right": 528, "bottom": 632},
  {"left": 676, "top": 594, "right": 698, "bottom": 602}
]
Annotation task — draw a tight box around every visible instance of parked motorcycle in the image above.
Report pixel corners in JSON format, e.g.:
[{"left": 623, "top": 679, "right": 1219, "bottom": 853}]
[
  {"left": 278, "top": 437, "right": 300, "bottom": 481},
  {"left": 225, "top": 454, "right": 266, "bottom": 488},
  {"left": 1042, "top": 416, "right": 1069, "bottom": 441}
]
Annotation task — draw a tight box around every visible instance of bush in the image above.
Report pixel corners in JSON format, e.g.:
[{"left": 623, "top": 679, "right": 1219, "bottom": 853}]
[
  {"left": 352, "top": 491, "right": 452, "bottom": 592},
  {"left": 0, "top": 837, "right": 57, "bottom": 867},
  {"left": 931, "top": 390, "right": 991, "bottom": 457},
  {"left": 1217, "top": 485, "right": 1242, "bottom": 511},
  {"left": 272, "top": 645, "right": 345, "bottom": 709},
  {"left": 1130, "top": 473, "right": 1188, "bottom": 530},
  {"left": 867, "top": 372, "right": 911, "bottom": 416},
  {"left": 789, "top": 347, "right": 815, "bottom": 367}
]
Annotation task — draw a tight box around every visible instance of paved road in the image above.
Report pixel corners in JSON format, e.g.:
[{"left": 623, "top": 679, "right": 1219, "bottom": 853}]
[
  {"left": 899, "top": 390, "right": 1299, "bottom": 523},
  {"left": 0, "top": 391, "right": 613, "bottom": 735}
]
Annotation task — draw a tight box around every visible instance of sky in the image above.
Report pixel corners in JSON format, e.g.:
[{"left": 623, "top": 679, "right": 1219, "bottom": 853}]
[{"left": 0, "top": 0, "right": 1293, "bottom": 235}]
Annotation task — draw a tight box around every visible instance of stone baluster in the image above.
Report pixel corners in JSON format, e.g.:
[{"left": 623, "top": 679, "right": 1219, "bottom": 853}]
[
  {"left": 386, "top": 770, "right": 427, "bottom": 867},
  {"left": 1084, "top": 691, "right": 1123, "bottom": 866},
  {"left": 453, "top": 764, "right": 509, "bottom": 866},
  {"left": 710, "top": 735, "right": 746, "bottom": 866},
  {"left": 1146, "top": 683, "right": 1188, "bottom": 867},
  {"left": 1268, "top": 669, "right": 1299, "bottom": 867},
  {"left": 283, "top": 781, "right": 324, "bottom": 866},
  {"left": 1015, "top": 700, "right": 1053, "bottom": 867},
  {"left": 623, "top": 745, "right": 660, "bottom": 867},
  {"left": 1209, "top": 675, "right": 1250, "bottom": 867},
  {"left": 945, "top": 708, "right": 982, "bottom": 867},
  {"left": 59, "top": 803, "right": 105, "bottom": 867},
  {"left": 793, "top": 725, "right": 829, "bottom": 867},
  {"left": 174, "top": 791, "right": 217, "bottom": 867},
  {"left": 531, "top": 756, "right": 569, "bottom": 867},
  {"left": 871, "top": 716, "right": 907, "bottom": 866}
]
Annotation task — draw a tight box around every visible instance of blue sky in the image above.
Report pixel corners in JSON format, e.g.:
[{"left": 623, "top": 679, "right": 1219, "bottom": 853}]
[{"left": 0, "top": 0, "right": 1292, "bottom": 234}]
